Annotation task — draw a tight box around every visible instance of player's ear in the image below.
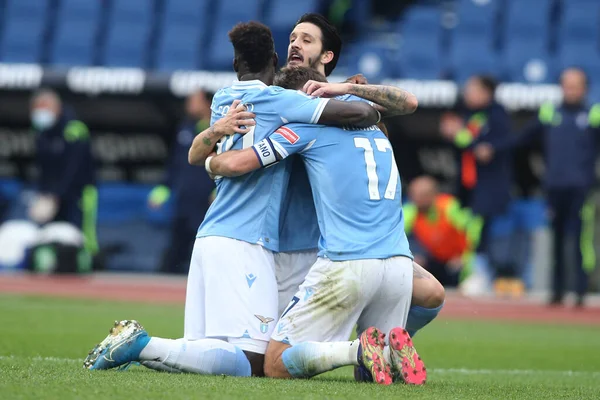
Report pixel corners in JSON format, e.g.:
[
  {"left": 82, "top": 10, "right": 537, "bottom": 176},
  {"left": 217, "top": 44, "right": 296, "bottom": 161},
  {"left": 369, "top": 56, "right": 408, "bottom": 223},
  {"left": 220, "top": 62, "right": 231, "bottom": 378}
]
[
  {"left": 321, "top": 50, "right": 334, "bottom": 66},
  {"left": 273, "top": 52, "right": 279, "bottom": 69},
  {"left": 233, "top": 58, "right": 239, "bottom": 73}
]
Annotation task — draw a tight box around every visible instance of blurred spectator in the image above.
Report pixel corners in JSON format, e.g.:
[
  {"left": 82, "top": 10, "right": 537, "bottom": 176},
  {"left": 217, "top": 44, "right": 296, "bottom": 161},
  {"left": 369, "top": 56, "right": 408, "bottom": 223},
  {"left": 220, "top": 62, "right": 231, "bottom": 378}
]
[
  {"left": 29, "top": 89, "right": 97, "bottom": 255},
  {"left": 403, "top": 176, "right": 477, "bottom": 287},
  {"left": 482, "top": 68, "right": 600, "bottom": 307},
  {"left": 440, "top": 75, "right": 521, "bottom": 295},
  {"left": 148, "top": 91, "right": 215, "bottom": 274}
]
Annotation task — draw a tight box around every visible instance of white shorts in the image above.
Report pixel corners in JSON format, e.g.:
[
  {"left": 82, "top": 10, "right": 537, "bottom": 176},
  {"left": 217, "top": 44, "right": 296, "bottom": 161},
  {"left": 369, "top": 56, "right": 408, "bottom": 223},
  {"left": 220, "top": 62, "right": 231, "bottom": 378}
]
[
  {"left": 274, "top": 250, "right": 318, "bottom": 317},
  {"left": 184, "top": 237, "right": 278, "bottom": 354},
  {"left": 271, "top": 256, "right": 413, "bottom": 345}
]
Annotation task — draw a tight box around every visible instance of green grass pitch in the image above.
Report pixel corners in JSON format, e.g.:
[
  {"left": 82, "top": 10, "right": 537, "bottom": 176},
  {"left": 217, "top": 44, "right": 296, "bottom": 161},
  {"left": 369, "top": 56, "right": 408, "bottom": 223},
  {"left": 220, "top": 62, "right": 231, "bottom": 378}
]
[{"left": 1, "top": 294, "right": 599, "bottom": 400}]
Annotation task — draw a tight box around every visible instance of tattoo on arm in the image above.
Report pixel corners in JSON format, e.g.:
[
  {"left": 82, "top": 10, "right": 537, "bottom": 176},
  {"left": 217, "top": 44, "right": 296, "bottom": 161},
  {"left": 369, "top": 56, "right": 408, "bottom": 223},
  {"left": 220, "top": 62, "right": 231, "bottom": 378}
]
[
  {"left": 349, "top": 84, "right": 417, "bottom": 117},
  {"left": 201, "top": 126, "right": 220, "bottom": 148}
]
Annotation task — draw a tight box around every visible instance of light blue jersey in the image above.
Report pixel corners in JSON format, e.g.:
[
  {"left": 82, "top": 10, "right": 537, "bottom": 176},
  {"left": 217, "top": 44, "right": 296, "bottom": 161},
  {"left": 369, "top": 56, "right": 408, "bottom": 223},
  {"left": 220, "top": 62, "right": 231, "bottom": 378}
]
[
  {"left": 254, "top": 122, "right": 412, "bottom": 260},
  {"left": 277, "top": 94, "right": 373, "bottom": 253},
  {"left": 278, "top": 156, "right": 319, "bottom": 252},
  {"left": 197, "top": 80, "right": 329, "bottom": 251}
]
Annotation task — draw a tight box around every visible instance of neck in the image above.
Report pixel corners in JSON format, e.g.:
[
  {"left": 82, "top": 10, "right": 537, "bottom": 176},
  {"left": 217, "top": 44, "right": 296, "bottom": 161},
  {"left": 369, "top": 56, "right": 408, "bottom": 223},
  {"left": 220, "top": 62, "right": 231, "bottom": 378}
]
[{"left": 238, "top": 71, "right": 273, "bottom": 86}]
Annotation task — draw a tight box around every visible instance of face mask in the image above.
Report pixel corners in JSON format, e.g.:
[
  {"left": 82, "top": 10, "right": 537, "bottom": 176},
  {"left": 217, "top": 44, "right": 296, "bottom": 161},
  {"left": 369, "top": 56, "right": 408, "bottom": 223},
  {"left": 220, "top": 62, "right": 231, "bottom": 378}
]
[{"left": 31, "top": 109, "right": 57, "bottom": 131}]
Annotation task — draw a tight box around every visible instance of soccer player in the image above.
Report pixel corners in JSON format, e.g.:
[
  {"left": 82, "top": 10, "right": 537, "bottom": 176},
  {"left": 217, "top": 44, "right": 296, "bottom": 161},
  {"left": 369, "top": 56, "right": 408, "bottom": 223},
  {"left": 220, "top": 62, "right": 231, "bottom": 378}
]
[
  {"left": 83, "top": 22, "right": 381, "bottom": 377},
  {"left": 281, "top": 13, "right": 445, "bottom": 343},
  {"left": 205, "top": 66, "right": 426, "bottom": 385}
]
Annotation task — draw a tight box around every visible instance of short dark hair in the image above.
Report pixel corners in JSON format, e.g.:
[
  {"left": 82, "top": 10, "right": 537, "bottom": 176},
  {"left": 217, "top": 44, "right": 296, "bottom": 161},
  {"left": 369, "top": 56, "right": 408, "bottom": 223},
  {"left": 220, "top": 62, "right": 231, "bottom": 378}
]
[
  {"left": 274, "top": 66, "right": 327, "bottom": 90},
  {"left": 228, "top": 21, "right": 275, "bottom": 73},
  {"left": 473, "top": 75, "right": 498, "bottom": 95},
  {"left": 295, "top": 13, "right": 342, "bottom": 77}
]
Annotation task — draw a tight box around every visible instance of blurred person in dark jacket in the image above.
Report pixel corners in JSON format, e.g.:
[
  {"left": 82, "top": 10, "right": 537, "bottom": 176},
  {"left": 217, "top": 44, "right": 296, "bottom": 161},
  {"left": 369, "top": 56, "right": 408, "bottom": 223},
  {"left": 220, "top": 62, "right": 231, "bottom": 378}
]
[
  {"left": 28, "top": 89, "right": 98, "bottom": 255},
  {"left": 148, "top": 90, "right": 215, "bottom": 274},
  {"left": 479, "top": 68, "right": 600, "bottom": 307},
  {"left": 440, "top": 75, "right": 520, "bottom": 295}
]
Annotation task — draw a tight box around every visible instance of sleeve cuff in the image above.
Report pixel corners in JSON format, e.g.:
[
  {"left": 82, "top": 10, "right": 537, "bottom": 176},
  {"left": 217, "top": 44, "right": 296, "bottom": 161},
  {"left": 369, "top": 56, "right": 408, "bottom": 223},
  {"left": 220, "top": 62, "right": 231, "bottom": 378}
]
[{"left": 310, "top": 98, "right": 330, "bottom": 124}]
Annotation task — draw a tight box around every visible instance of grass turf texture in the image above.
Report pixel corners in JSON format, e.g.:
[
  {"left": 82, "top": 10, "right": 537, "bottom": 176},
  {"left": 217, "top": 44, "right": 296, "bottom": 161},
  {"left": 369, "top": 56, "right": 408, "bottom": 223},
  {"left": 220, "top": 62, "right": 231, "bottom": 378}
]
[{"left": 1, "top": 295, "right": 599, "bottom": 400}]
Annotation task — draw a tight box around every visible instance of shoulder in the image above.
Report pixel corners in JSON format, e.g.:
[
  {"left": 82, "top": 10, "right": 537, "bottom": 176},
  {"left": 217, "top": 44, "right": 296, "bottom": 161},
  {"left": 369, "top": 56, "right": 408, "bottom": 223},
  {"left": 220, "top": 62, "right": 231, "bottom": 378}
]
[
  {"left": 589, "top": 103, "right": 600, "bottom": 128},
  {"left": 266, "top": 86, "right": 311, "bottom": 99},
  {"left": 538, "top": 102, "right": 556, "bottom": 124}
]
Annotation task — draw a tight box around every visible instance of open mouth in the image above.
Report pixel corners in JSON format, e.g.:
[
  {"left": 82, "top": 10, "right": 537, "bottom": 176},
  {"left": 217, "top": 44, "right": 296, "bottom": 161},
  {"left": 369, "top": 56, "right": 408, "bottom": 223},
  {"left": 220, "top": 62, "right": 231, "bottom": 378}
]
[{"left": 288, "top": 52, "right": 304, "bottom": 64}]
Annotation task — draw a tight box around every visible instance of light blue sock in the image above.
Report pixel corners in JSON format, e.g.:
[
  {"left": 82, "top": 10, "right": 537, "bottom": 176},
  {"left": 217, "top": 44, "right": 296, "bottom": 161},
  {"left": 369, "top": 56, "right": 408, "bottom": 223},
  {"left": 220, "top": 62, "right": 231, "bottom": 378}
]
[
  {"left": 406, "top": 303, "right": 444, "bottom": 337},
  {"left": 282, "top": 341, "right": 359, "bottom": 378},
  {"left": 140, "top": 337, "right": 251, "bottom": 377}
]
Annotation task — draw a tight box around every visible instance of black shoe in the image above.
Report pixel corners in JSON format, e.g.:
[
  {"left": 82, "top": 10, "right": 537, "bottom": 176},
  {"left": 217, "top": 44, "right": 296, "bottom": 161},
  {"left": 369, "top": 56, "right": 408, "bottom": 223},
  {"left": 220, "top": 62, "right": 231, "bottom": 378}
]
[{"left": 575, "top": 296, "right": 585, "bottom": 308}]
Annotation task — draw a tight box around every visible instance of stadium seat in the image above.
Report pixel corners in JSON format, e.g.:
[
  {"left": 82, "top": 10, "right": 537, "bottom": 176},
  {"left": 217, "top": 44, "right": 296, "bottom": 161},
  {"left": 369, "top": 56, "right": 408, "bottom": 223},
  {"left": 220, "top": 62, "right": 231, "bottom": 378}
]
[
  {"left": 265, "top": 0, "right": 320, "bottom": 29},
  {"left": 503, "top": 37, "right": 555, "bottom": 83},
  {"left": 397, "top": 36, "right": 443, "bottom": 80},
  {"left": 50, "top": 0, "right": 102, "bottom": 66},
  {"left": 205, "top": 0, "right": 262, "bottom": 70},
  {"left": 103, "top": 23, "right": 152, "bottom": 68},
  {"left": 58, "top": 0, "right": 101, "bottom": 20},
  {"left": 156, "top": 25, "right": 203, "bottom": 71},
  {"left": 453, "top": 0, "right": 500, "bottom": 38},
  {"left": 0, "top": 19, "right": 46, "bottom": 63},
  {"left": 51, "top": 20, "right": 97, "bottom": 66},
  {"left": 110, "top": 0, "right": 154, "bottom": 25},
  {"left": 560, "top": 2, "right": 600, "bottom": 43},
  {"left": 505, "top": 0, "right": 552, "bottom": 38},
  {"left": 558, "top": 42, "right": 600, "bottom": 78},
  {"left": 3, "top": 0, "right": 49, "bottom": 20},
  {"left": 397, "top": 6, "right": 443, "bottom": 80},
  {"left": 162, "top": 0, "right": 210, "bottom": 26},
  {"left": 101, "top": 0, "right": 154, "bottom": 68},
  {"left": 448, "top": 34, "right": 500, "bottom": 83},
  {"left": 0, "top": 0, "right": 49, "bottom": 63},
  {"left": 157, "top": 0, "right": 210, "bottom": 70},
  {"left": 344, "top": 39, "right": 396, "bottom": 82}
]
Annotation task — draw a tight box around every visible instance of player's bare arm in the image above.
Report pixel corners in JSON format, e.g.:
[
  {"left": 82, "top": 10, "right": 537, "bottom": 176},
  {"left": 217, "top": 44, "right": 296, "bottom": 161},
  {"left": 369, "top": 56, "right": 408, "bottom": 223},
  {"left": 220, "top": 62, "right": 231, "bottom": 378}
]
[
  {"left": 304, "top": 81, "right": 418, "bottom": 116},
  {"left": 188, "top": 100, "right": 256, "bottom": 166},
  {"left": 205, "top": 148, "right": 262, "bottom": 177},
  {"left": 317, "top": 99, "right": 380, "bottom": 127}
]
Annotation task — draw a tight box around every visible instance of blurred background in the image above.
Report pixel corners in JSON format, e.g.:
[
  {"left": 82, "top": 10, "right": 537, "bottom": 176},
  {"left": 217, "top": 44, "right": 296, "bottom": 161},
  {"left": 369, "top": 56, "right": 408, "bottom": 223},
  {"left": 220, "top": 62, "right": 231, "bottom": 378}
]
[{"left": 0, "top": 0, "right": 599, "bottom": 304}]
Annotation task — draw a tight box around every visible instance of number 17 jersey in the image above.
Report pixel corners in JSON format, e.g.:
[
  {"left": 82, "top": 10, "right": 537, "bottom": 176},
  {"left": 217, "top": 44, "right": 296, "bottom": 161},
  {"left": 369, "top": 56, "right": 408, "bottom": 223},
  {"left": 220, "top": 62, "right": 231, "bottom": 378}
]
[{"left": 264, "top": 123, "right": 412, "bottom": 261}]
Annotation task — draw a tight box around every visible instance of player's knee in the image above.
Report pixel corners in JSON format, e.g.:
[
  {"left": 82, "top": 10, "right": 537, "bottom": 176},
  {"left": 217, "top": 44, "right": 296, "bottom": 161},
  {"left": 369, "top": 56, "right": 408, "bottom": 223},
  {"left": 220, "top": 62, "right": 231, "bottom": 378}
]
[
  {"left": 426, "top": 279, "right": 446, "bottom": 308},
  {"left": 415, "top": 278, "right": 445, "bottom": 309}
]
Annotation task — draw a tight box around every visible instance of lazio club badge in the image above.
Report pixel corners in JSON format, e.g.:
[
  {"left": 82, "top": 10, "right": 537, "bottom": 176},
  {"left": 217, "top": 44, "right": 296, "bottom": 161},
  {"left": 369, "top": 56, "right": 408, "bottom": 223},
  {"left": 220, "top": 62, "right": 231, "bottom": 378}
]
[{"left": 255, "top": 315, "right": 274, "bottom": 334}]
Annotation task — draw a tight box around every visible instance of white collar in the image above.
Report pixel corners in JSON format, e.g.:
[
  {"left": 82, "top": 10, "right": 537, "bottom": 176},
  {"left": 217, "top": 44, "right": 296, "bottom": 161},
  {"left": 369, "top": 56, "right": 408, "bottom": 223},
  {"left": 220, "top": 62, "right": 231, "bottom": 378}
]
[{"left": 231, "top": 79, "right": 268, "bottom": 89}]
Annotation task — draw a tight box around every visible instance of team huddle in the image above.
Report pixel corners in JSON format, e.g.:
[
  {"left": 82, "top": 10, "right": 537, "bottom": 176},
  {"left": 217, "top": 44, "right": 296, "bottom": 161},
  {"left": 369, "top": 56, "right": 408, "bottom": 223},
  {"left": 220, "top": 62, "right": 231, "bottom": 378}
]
[{"left": 83, "top": 14, "right": 446, "bottom": 386}]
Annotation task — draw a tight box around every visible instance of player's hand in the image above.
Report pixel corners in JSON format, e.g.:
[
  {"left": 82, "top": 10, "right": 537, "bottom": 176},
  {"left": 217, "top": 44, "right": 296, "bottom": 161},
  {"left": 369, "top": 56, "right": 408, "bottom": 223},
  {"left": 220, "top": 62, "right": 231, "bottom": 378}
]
[
  {"left": 344, "top": 74, "right": 368, "bottom": 85},
  {"left": 447, "top": 257, "right": 463, "bottom": 272},
  {"left": 440, "top": 112, "right": 463, "bottom": 140},
  {"left": 474, "top": 143, "right": 495, "bottom": 164},
  {"left": 303, "top": 81, "right": 352, "bottom": 98},
  {"left": 214, "top": 100, "right": 256, "bottom": 136},
  {"left": 29, "top": 194, "right": 58, "bottom": 224}
]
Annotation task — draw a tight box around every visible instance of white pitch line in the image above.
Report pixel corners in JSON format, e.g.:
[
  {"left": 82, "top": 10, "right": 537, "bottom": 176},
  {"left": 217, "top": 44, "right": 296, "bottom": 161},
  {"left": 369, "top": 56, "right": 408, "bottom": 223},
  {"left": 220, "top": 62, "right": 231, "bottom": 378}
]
[{"left": 1, "top": 355, "right": 599, "bottom": 377}]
